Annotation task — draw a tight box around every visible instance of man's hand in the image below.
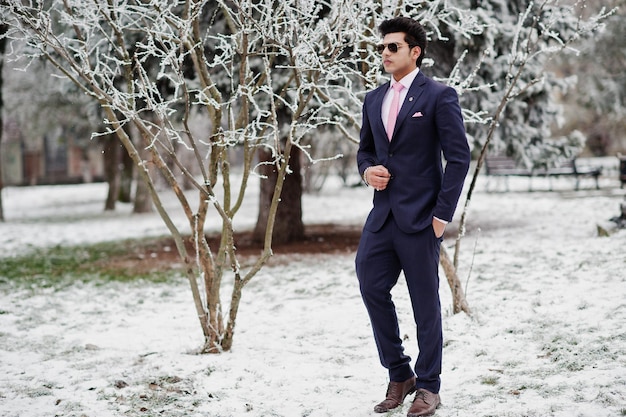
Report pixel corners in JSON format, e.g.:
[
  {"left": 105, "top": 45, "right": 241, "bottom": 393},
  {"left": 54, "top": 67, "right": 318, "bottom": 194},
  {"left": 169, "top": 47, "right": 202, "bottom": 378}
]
[
  {"left": 365, "top": 165, "right": 391, "bottom": 191},
  {"left": 432, "top": 217, "right": 446, "bottom": 238}
]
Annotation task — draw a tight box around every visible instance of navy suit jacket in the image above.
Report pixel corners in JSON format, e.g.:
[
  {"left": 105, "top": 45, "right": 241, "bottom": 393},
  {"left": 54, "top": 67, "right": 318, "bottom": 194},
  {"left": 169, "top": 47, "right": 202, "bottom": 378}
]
[{"left": 357, "top": 71, "right": 471, "bottom": 234}]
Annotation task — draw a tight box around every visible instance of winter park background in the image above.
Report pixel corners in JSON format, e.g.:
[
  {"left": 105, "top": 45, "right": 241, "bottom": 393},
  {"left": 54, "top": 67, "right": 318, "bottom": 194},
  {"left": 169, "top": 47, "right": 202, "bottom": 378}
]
[
  {"left": 1, "top": 1, "right": 626, "bottom": 416},
  {"left": 0, "top": 163, "right": 625, "bottom": 417}
]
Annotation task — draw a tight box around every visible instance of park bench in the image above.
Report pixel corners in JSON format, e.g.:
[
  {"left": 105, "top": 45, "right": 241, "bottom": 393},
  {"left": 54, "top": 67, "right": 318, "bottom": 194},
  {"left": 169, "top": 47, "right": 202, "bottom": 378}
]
[{"left": 484, "top": 155, "right": 602, "bottom": 191}]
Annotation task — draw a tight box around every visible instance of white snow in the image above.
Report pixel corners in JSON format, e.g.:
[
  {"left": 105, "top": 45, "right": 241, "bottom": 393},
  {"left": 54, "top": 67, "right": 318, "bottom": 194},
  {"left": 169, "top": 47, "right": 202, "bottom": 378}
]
[{"left": 0, "top": 164, "right": 625, "bottom": 417}]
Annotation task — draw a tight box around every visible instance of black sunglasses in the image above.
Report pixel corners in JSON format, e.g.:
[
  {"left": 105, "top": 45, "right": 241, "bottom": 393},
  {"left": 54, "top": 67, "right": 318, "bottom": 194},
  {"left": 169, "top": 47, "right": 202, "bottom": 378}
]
[{"left": 376, "top": 42, "right": 413, "bottom": 54}]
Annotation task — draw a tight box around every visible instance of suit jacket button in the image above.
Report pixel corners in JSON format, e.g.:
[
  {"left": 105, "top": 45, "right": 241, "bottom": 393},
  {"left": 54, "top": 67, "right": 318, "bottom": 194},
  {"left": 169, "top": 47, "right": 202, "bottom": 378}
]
[{"left": 389, "top": 153, "right": 394, "bottom": 157}]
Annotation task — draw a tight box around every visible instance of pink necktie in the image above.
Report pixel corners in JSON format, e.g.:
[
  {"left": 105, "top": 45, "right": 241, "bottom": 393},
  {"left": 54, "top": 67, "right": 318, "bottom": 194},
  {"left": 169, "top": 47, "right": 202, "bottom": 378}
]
[{"left": 386, "top": 83, "right": 404, "bottom": 140}]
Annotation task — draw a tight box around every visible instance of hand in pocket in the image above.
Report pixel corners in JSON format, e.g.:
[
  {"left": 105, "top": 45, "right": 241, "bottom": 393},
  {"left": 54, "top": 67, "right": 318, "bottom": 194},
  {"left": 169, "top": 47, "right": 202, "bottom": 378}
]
[{"left": 432, "top": 217, "right": 446, "bottom": 238}]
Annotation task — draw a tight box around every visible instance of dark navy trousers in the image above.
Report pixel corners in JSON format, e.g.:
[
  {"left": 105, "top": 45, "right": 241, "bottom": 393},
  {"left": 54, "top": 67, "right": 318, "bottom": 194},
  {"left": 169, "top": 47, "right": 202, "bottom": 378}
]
[{"left": 355, "top": 214, "right": 443, "bottom": 393}]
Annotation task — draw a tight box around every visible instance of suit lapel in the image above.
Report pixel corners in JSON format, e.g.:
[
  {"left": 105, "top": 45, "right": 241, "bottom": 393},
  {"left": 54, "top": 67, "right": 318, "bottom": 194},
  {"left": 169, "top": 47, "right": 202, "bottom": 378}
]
[
  {"left": 370, "top": 82, "right": 391, "bottom": 143},
  {"left": 373, "top": 83, "right": 389, "bottom": 140}
]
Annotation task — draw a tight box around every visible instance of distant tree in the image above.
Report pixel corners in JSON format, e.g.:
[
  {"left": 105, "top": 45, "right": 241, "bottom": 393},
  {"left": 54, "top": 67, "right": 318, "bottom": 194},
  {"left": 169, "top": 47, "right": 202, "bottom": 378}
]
[
  {"left": 102, "top": 132, "right": 121, "bottom": 211},
  {"left": 554, "top": 0, "right": 626, "bottom": 155},
  {"left": 438, "top": 0, "right": 601, "bottom": 167},
  {"left": 0, "top": 22, "right": 6, "bottom": 222},
  {"left": 3, "top": 35, "right": 153, "bottom": 213}
]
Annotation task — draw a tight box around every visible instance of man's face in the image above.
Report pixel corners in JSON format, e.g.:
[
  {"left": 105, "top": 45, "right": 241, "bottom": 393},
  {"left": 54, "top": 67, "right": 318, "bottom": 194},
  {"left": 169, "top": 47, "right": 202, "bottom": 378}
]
[{"left": 380, "top": 32, "right": 421, "bottom": 81}]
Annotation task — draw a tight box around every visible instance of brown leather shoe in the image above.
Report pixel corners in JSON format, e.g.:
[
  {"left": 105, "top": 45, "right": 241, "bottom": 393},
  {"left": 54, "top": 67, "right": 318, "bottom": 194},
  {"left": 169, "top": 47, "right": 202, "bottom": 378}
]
[
  {"left": 373, "top": 376, "right": 416, "bottom": 413},
  {"left": 407, "top": 388, "right": 440, "bottom": 417}
]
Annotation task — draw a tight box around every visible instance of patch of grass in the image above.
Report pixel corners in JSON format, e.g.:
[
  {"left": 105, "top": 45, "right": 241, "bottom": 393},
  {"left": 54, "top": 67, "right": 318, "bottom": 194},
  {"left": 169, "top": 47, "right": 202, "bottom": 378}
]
[
  {"left": 480, "top": 375, "right": 500, "bottom": 385},
  {"left": 0, "top": 238, "right": 182, "bottom": 289}
]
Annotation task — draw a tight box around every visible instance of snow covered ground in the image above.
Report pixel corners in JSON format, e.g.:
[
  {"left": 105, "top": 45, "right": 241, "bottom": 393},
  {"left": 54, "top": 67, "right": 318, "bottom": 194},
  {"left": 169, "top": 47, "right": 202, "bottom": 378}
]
[{"left": 0, "top": 165, "right": 625, "bottom": 417}]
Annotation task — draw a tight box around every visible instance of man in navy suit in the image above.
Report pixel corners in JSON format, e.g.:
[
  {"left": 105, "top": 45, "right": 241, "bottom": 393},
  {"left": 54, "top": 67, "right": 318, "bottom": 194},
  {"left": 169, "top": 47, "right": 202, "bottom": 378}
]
[{"left": 355, "top": 17, "right": 471, "bottom": 417}]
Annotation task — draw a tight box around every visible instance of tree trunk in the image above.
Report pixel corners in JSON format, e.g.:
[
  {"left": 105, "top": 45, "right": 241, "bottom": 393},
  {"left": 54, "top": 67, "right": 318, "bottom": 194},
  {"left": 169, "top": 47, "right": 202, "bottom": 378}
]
[
  {"left": 103, "top": 134, "right": 121, "bottom": 211},
  {"left": 0, "top": 24, "right": 7, "bottom": 222},
  {"left": 253, "top": 146, "right": 304, "bottom": 244},
  {"left": 440, "top": 245, "right": 471, "bottom": 315},
  {"left": 133, "top": 145, "right": 153, "bottom": 213},
  {"left": 118, "top": 140, "right": 133, "bottom": 203}
]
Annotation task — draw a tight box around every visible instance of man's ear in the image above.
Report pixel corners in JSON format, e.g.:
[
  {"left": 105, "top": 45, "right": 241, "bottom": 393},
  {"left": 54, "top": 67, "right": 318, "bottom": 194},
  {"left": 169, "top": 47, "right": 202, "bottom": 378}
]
[{"left": 412, "top": 46, "right": 422, "bottom": 61}]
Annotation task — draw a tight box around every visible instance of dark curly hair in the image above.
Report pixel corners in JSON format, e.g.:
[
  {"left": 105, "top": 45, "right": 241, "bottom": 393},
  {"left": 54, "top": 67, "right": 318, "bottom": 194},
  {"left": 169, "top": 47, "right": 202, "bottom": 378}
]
[{"left": 379, "top": 17, "right": 427, "bottom": 67}]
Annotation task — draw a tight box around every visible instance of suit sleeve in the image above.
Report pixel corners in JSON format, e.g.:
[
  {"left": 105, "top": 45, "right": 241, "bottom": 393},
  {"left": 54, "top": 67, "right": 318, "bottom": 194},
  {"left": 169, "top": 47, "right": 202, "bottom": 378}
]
[
  {"left": 433, "top": 87, "right": 471, "bottom": 222},
  {"left": 357, "top": 94, "right": 377, "bottom": 177}
]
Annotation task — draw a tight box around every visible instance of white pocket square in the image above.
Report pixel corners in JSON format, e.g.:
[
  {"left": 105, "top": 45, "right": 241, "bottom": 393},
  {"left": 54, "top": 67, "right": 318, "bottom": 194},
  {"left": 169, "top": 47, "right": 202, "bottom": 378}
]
[{"left": 412, "top": 112, "right": 423, "bottom": 118}]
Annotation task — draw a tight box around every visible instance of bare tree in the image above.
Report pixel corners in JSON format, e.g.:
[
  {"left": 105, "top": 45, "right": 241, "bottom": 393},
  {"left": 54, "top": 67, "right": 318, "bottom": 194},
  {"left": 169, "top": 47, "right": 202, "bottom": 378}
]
[
  {"left": 437, "top": 0, "right": 615, "bottom": 313},
  {"left": 4, "top": 0, "right": 379, "bottom": 352},
  {"left": 556, "top": 0, "right": 626, "bottom": 155}
]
